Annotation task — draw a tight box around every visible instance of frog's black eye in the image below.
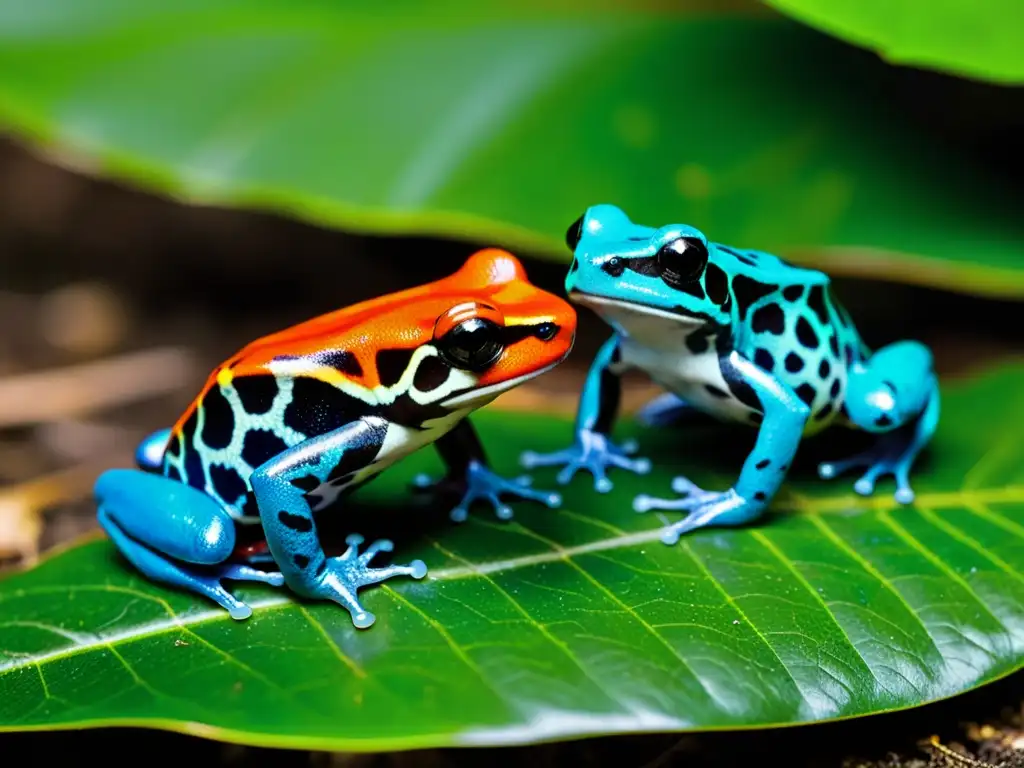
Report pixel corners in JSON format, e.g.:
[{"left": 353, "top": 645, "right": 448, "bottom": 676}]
[
  {"left": 535, "top": 322, "right": 558, "bottom": 341},
  {"left": 565, "top": 215, "right": 585, "bottom": 252},
  {"left": 656, "top": 237, "right": 707, "bottom": 285},
  {"left": 602, "top": 256, "right": 626, "bottom": 278},
  {"left": 437, "top": 317, "right": 504, "bottom": 371}
]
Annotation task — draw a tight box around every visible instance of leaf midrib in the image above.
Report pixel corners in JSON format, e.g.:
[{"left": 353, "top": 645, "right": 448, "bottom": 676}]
[{"left": 2, "top": 484, "right": 1021, "bottom": 688}]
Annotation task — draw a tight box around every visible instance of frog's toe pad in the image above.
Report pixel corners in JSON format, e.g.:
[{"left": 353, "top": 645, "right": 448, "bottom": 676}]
[
  {"left": 411, "top": 473, "right": 434, "bottom": 489},
  {"left": 894, "top": 487, "right": 915, "bottom": 505},
  {"left": 853, "top": 477, "right": 875, "bottom": 496},
  {"left": 825, "top": 449, "right": 918, "bottom": 505},
  {"left": 227, "top": 603, "right": 253, "bottom": 621},
  {"left": 352, "top": 611, "right": 376, "bottom": 629},
  {"left": 318, "top": 538, "right": 428, "bottom": 628}
]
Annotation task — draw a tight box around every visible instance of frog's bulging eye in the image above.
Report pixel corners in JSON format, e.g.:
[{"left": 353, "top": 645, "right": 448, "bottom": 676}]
[
  {"left": 657, "top": 237, "right": 707, "bottom": 285},
  {"left": 565, "top": 215, "right": 584, "bottom": 252},
  {"left": 437, "top": 317, "right": 505, "bottom": 372}
]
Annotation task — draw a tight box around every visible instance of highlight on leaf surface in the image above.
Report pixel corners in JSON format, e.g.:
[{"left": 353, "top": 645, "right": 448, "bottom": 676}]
[
  {"left": 0, "top": 2, "right": 1021, "bottom": 297},
  {"left": 0, "top": 362, "right": 1022, "bottom": 751}
]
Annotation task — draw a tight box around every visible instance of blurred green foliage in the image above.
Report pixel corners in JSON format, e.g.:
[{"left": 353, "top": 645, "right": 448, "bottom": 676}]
[
  {"left": 0, "top": 1, "right": 1021, "bottom": 296},
  {"left": 764, "top": 0, "right": 1024, "bottom": 85}
]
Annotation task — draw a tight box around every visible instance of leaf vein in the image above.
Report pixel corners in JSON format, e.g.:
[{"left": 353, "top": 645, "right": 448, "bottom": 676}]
[
  {"left": 477, "top": 519, "right": 733, "bottom": 711},
  {"left": 751, "top": 530, "right": 890, "bottom": 698}
]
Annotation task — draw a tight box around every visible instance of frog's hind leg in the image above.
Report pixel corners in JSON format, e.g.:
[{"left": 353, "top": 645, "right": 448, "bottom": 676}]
[
  {"left": 634, "top": 393, "right": 713, "bottom": 429},
  {"left": 818, "top": 341, "right": 940, "bottom": 504},
  {"left": 95, "top": 469, "right": 285, "bottom": 620}
]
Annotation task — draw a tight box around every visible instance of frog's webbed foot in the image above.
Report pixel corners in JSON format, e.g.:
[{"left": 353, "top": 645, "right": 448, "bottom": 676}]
[
  {"left": 818, "top": 431, "right": 920, "bottom": 504},
  {"left": 314, "top": 534, "right": 428, "bottom": 629},
  {"left": 519, "top": 428, "right": 651, "bottom": 493},
  {"left": 94, "top": 469, "right": 287, "bottom": 621},
  {"left": 633, "top": 478, "right": 766, "bottom": 546},
  {"left": 413, "top": 460, "right": 561, "bottom": 523},
  {"left": 192, "top": 563, "right": 286, "bottom": 620}
]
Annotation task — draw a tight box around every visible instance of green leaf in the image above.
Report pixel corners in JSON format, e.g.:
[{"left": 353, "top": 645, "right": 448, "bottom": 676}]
[
  {"left": 0, "top": 2, "right": 1022, "bottom": 297},
  {"left": 1, "top": 363, "right": 1023, "bottom": 750},
  {"left": 762, "top": 0, "right": 1024, "bottom": 85}
]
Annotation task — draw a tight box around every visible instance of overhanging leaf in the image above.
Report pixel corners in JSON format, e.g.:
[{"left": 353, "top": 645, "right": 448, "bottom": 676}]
[
  {"left": 1, "top": 362, "right": 1023, "bottom": 750},
  {"left": 762, "top": 0, "right": 1024, "bottom": 85},
  {"left": 0, "top": 2, "right": 1022, "bottom": 297}
]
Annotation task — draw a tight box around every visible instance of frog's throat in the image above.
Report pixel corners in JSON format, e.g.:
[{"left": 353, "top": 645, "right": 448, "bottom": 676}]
[
  {"left": 568, "top": 291, "right": 712, "bottom": 325},
  {"left": 440, "top": 360, "right": 562, "bottom": 410}
]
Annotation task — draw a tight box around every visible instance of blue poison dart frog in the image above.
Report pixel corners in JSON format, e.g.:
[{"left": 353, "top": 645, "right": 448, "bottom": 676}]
[
  {"left": 521, "top": 204, "right": 940, "bottom": 545},
  {"left": 94, "top": 249, "right": 577, "bottom": 628}
]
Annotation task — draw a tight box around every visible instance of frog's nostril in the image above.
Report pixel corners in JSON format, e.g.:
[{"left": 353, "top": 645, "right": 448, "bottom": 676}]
[{"left": 535, "top": 322, "right": 558, "bottom": 342}]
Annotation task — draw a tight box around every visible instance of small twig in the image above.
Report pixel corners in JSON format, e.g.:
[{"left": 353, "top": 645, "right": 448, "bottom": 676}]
[
  {"left": 0, "top": 452, "right": 134, "bottom": 510},
  {"left": 0, "top": 346, "right": 196, "bottom": 428},
  {"left": 924, "top": 735, "right": 1000, "bottom": 767}
]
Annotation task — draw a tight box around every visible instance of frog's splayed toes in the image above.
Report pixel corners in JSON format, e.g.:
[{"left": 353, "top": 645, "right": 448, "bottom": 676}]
[{"left": 520, "top": 203, "right": 941, "bottom": 547}]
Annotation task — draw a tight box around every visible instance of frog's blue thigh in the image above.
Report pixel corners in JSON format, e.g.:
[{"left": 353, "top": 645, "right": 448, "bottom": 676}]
[
  {"left": 819, "top": 341, "right": 939, "bottom": 504},
  {"left": 95, "top": 468, "right": 285, "bottom": 620},
  {"left": 635, "top": 393, "right": 701, "bottom": 428},
  {"left": 634, "top": 352, "right": 810, "bottom": 545},
  {"left": 249, "top": 416, "right": 427, "bottom": 630}
]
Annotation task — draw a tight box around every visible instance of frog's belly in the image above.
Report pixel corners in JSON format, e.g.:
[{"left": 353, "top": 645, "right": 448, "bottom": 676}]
[
  {"left": 621, "top": 339, "right": 757, "bottom": 425},
  {"left": 308, "top": 408, "right": 471, "bottom": 512}
]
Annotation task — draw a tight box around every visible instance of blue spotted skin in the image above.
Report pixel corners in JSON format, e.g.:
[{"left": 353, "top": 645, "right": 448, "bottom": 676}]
[
  {"left": 93, "top": 249, "right": 578, "bottom": 628},
  {"left": 521, "top": 204, "right": 940, "bottom": 545}
]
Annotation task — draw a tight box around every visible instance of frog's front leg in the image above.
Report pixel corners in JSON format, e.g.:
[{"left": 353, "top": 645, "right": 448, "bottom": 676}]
[
  {"left": 249, "top": 416, "right": 427, "bottom": 629},
  {"left": 519, "top": 335, "right": 651, "bottom": 492},
  {"left": 633, "top": 351, "right": 810, "bottom": 545},
  {"left": 94, "top": 469, "right": 286, "bottom": 620},
  {"left": 818, "top": 341, "right": 939, "bottom": 504},
  {"left": 411, "top": 420, "right": 562, "bottom": 522}
]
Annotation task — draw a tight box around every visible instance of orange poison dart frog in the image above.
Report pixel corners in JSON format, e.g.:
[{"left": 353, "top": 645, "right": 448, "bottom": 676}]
[{"left": 93, "top": 250, "right": 576, "bottom": 629}]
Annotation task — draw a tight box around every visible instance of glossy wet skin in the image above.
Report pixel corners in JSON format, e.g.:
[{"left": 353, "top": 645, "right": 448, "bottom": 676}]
[
  {"left": 94, "top": 249, "right": 576, "bottom": 629},
  {"left": 564, "top": 204, "right": 728, "bottom": 327},
  {"left": 562, "top": 203, "right": 870, "bottom": 436},
  {"left": 522, "top": 204, "right": 940, "bottom": 546}
]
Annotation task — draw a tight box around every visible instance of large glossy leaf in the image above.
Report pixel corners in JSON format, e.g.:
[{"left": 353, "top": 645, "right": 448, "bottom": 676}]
[
  {"left": 0, "top": 2, "right": 1022, "bottom": 297},
  {"left": 763, "top": 0, "right": 1024, "bottom": 85},
  {"left": 1, "top": 363, "right": 1023, "bottom": 750}
]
